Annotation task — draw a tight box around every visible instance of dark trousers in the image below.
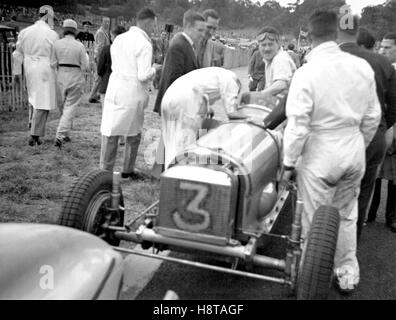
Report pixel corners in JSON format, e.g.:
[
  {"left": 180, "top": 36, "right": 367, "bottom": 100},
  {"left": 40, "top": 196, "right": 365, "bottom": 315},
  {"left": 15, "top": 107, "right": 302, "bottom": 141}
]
[
  {"left": 100, "top": 134, "right": 141, "bottom": 173},
  {"left": 29, "top": 105, "right": 49, "bottom": 137},
  {"left": 249, "top": 77, "right": 266, "bottom": 92},
  {"left": 367, "top": 179, "right": 396, "bottom": 225},
  {"left": 357, "top": 130, "right": 387, "bottom": 239}
]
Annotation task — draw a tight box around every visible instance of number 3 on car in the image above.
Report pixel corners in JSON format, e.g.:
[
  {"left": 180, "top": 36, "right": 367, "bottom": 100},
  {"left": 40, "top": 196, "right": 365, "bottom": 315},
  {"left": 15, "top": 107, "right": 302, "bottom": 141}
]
[{"left": 173, "top": 182, "right": 210, "bottom": 232}]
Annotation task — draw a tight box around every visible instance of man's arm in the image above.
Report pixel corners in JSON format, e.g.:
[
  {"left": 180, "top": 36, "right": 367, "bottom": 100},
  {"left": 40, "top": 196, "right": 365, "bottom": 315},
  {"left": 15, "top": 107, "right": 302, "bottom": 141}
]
[
  {"left": 385, "top": 67, "right": 396, "bottom": 129},
  {"left": 283, "top": 70, "right": 313, "bottom": 168},
  {"left": 136, "top": 43, "right": 156, "bottom": 83},
  {"left": 262, "top": 80, "right": 288, "bottom": 96},
  {"left": 262, "top": 53, "right": 295, "bottom": 96},
  {"left": 361, "top": 77, "right": 382, "bottom": 148}
]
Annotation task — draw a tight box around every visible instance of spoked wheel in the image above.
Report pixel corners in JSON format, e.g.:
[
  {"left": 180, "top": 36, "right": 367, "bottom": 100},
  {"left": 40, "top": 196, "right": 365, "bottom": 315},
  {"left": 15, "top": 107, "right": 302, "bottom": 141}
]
[
  {"left": 59, "top": 169, "right": 124, "bottom": 246},
  {"left": 296, "top": 206, "right": 340, "bottom": 300}
]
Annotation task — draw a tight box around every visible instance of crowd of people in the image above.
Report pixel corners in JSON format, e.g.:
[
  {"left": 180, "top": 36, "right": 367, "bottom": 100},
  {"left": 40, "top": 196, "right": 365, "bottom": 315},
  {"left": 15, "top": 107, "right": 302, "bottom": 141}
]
[{"left": 9, "top": 3, "right": 396, "bottom": 298}]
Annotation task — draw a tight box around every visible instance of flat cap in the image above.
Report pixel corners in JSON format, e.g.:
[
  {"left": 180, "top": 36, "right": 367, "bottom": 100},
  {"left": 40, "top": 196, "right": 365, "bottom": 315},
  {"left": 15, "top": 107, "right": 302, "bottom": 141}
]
[{"left": 63, "top": 19, "right": 78, "bottom": 30}]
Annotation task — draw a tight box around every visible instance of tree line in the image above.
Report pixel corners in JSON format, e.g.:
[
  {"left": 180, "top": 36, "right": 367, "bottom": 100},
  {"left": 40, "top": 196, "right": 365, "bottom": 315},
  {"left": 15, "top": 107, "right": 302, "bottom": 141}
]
[{"left": 2, "top": 0, "right": 396, "bottom": 39}]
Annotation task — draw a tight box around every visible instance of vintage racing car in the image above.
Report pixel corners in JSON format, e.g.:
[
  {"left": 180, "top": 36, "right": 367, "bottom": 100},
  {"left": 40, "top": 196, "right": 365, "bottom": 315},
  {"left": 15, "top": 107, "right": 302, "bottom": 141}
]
[{"left": 58, "top": 93, "right": 340, "bottom": 300}]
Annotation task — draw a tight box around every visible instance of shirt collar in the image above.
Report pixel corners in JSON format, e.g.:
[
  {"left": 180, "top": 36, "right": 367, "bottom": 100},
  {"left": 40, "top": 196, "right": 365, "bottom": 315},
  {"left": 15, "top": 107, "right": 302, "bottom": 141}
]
[
  {"left": 182, "top": 32, "right": 194, "bottom": 48},
  {"left": 130, "top": 26, "right": 151, "bottom": 43},
  {"left": 306, "top": 41, "right": 340, "bottom": 62},
  {"left": 36, "top": 20, "right": 49, "bottom": 28}
]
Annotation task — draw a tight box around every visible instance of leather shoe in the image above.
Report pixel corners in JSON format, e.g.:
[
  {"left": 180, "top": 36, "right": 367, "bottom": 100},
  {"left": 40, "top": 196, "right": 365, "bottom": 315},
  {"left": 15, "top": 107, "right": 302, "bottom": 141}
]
[
  {"left": 28, "top": 137, "right": 35, "bottom": 146},
  {"left": 121, "top": 171, "right": 148, "bottom": 181},
  {"left": 29, "top": 136, "right": 42, "bottom": 146},
  {"left": 55, "top": 138, "right": 62, "bottom": 150}
]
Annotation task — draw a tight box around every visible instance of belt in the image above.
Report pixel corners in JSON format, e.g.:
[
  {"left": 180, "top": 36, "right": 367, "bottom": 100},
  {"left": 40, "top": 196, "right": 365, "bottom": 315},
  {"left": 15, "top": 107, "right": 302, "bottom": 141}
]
[{"left": 59, "top": 64, "right": 80, "bottom": 68}]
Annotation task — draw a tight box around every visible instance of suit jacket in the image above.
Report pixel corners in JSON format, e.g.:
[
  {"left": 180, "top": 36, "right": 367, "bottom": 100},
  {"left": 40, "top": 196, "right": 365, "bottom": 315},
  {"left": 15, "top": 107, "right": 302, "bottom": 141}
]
[
  {"left": 97, "top": 44, "right": 111, "bottom": 94},
  {"left": 154, "top": 33, "right": 198, "bottom": 114},
  {"left": 248, "top": 50, "right": 265, "bottom": 80},
  {"left": 197, "top": 38, "right": 225, "bottom": 68},
  {"left": 340, "top": 43, "right": 396, "bottom": 135}
]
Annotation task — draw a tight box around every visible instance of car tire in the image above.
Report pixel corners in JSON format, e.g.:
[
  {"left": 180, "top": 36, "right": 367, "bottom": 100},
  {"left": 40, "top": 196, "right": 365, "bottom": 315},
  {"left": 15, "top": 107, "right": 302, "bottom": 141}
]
[
  {"left": 296, "top": 206, "right": 340, "bottom": 300},
  {"left": 59, "top": 169, "right": 124, "bottom": 246}
]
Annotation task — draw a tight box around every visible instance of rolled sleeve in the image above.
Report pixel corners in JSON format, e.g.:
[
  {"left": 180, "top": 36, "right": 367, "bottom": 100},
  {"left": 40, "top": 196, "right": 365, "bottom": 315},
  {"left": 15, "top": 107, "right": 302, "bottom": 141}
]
[
  {"left": 283, "top": 70, "right": 313, "bottom": 167},
  {"left": 271, "top": 53, "right": 295, "bottom": 85}
]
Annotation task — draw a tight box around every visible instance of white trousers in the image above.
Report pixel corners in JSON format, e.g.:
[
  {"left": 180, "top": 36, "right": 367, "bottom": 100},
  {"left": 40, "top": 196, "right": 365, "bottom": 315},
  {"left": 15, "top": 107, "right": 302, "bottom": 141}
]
[
  {"left": 297, "top": 129, "right": 366, "bottom": 280},
  {"left": 56, "top": 68, "right": 84, "bottom": 140}
]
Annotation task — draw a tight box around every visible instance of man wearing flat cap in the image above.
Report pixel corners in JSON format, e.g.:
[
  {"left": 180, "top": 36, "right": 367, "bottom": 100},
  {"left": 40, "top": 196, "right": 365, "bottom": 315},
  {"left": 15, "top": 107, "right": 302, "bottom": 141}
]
[
  {"left": 13, "top": 5, "right": 59, "bottom": 146},
  {"left": 52, "top": 19, "right": 89, "bottom": 149}
]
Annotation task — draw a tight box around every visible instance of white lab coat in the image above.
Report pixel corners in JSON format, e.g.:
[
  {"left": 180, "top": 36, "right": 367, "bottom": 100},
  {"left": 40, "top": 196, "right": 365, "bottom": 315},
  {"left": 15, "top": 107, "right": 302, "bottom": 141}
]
[
  {"left": 101, "top": 27, "right": 156, "bottom": 137},
  {"left": 13, "top": 20, "right": 59, "bottom": 111},
  {"left": 161, "top": 67, "right": 240, "bottom": 168},
  {"left": 283, "top": 42, "right": 381, "bottom": 283}
]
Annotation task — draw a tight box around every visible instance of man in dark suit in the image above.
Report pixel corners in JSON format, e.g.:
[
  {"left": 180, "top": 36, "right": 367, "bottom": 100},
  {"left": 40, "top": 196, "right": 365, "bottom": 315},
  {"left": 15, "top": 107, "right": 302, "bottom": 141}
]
[
  {"left": 154, "top": 10, "right": 206, "bottom": 114},
  {"left": 338, "top": 16, "right": 396, "bottom": 240},
  {"left": 151, "top": 10, "right": 206, "bottom": 177}
]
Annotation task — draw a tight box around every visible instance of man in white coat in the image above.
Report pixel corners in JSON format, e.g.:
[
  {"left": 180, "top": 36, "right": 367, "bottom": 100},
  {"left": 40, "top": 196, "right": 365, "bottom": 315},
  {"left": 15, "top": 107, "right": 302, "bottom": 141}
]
[
  {"left": 13, "top": 5, "right": 59, "bottom": 146},
  {"left": 161, "top": 67, "right": 241, "bottom": 169},
  {"left": 52, "top": 19, "right": 89, "bottom": 149},
  {"left": 283, "top": 10, "right": 381, "bottom": 294},
  {"left": 100, "top": 8, "right": 160, "bottom": 180}
]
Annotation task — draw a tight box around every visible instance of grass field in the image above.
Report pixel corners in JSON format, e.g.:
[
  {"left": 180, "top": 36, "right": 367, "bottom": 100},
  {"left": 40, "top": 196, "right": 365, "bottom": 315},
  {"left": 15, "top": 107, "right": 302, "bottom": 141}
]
[{"left": 0, "top": 94, "right": 162, "bottom": 225}]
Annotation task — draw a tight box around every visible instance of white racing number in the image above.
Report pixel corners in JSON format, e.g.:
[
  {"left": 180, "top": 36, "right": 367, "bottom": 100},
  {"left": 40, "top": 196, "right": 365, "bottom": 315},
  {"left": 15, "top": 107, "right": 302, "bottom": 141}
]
[{"left": 173, "top": 182, "right": 211, "bottom": 232}]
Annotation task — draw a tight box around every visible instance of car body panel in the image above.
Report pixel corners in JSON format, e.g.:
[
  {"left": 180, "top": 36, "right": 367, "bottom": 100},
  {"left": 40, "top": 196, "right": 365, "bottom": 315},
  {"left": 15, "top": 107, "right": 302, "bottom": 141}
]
[{"left": 0, "top": 224, "right": 124, "bottom": 300}]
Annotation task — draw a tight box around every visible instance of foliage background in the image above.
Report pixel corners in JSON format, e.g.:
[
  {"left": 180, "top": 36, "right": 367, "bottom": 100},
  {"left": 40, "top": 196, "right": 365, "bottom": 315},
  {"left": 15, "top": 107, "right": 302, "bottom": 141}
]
[{"left": 2, "top": 0, "right": 396, "bottom": 38}]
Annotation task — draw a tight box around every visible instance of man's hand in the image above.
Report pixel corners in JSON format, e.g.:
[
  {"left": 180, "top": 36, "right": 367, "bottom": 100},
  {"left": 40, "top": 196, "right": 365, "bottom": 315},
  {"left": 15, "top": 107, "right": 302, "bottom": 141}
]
[{"left": 280, "top": 165, "right": 296, "bottom": 189}]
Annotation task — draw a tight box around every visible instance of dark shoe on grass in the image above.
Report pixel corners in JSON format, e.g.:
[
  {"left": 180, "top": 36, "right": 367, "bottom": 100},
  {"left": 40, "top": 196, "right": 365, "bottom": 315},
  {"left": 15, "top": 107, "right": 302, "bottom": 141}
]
[
  {"left": 54, "top": 138, "right": 63, "bottom": 150},
  {"left": 28, "top": 136, "right": 35, "bottom": 146},
  {"left": 89, "top": 98, "right": 100, "bottom": 104},
  {"left": 29, "top": 136, "right": 42, "bottom": 147},
  {"left": 121, "top": 170, "right": 148, "bottom": 181}
]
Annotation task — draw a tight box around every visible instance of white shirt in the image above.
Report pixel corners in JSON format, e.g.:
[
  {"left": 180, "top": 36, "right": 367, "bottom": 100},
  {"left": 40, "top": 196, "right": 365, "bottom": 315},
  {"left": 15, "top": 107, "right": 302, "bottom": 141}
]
[
  {"left": 264, "top": 48, "right": 296, "bottom": 89},
  {"left": 283, "top": 41, "right": 381, "bottom": 167}
]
